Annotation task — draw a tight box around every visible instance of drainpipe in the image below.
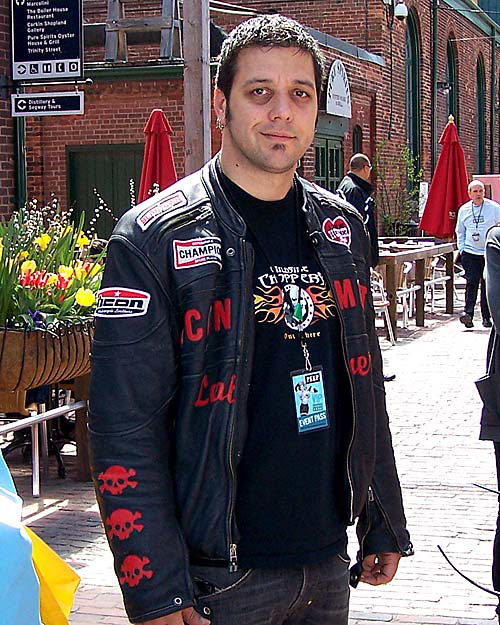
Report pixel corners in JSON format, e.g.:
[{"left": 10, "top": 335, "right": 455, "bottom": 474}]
[
  {"left": 431, "top": 0, "right": 438, "bottom": 175},
  {"left": 490, "top": 25, "right": 496, "bottom": 173},
  {"left": 14, "top": 116, "right": 27, "bottom": 209}
]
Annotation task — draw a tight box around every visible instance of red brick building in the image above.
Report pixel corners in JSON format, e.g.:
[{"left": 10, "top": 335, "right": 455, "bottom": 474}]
[{"left": 6, "top": 0, "right": 500, "bottom": 236}]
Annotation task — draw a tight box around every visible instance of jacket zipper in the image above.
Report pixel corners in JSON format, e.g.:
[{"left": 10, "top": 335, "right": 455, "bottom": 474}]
[
  {"left": 314, "top": 250, "right": 357, "bottom": 523},
  {"left": 226, "top": 240, "right": 254, "bottom": 573},
  {"left": 359, "top": 486, "right": 374, "bottom": 561},
  {"left": 370, "top": 484, "right": 411, "bottom": 555}
]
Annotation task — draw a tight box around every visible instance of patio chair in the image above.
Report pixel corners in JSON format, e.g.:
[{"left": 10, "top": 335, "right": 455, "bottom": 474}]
[
  {"left": 371, "top": 269, "right": 395, "bottom": 345},
  {"left": 396, "top": 261, "right": 421, "bottom": 328}
]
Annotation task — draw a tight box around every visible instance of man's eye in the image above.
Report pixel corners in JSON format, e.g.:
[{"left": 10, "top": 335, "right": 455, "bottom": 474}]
[
  {"left": 295, "top": 90, "right": 309, "bottom": 98},
  {"left": 253, "top": 88, "right": 266, "bottom": 95}
]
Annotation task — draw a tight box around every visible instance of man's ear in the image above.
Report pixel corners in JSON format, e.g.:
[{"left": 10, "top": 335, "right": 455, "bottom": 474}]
[{"left": 213, "top": 88, "right": 227, "bottom": 124}]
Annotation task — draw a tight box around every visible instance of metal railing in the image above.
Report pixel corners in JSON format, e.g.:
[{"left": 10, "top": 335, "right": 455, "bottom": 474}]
[{"left": 0, "top": 401, "right": 86, "bottom": 498}]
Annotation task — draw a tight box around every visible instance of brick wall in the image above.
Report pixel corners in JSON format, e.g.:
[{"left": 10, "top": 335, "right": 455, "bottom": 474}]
[
  {"left": 0, "top": 1, "right": 15, "bottom": 216},
  {"left": 17, "top": 0, "right": 500, "bottom": 223}
]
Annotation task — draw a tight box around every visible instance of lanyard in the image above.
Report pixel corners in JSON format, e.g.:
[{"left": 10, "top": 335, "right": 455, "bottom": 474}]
[
  {"left": 222, "top": 176, "right": 313, "bottom": 372},
  {"left": 471, "top": 201, "right": 484, "bottom": 231}
]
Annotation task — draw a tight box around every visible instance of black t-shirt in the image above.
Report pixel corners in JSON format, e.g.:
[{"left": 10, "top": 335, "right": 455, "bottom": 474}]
[{"left": 219, "top": 170, "right": 350, "bottom": 568}]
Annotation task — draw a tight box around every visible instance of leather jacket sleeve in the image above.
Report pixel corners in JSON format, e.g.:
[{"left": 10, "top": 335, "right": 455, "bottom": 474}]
[
  {"left": 486, "top": 226, "right": 500, "bottom": 332},
  {"left": 356, "top": 237, "right": 412, "bottom": 558},
  {"left": 88, "top": 235, "right": 194, "bottom": 623}
]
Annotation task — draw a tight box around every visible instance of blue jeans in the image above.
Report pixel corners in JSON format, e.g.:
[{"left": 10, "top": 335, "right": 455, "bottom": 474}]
[{"left": 191, "top": 553, "right": 350, "bottom": 625}]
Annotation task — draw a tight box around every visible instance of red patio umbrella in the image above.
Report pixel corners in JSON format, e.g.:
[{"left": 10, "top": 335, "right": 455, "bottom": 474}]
[
  {"left": 138, "top": 109, "right": 177, "bottom": 204},
  {"left": 419, "top": 115, "right": 469, "bottom": 239}
]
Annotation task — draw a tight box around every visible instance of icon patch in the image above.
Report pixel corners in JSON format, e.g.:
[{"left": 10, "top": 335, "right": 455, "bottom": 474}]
[
  {"left": 95, "top": 288, "right": 151, "bottom": 318},
  {"left": 136, "top": 191, "right": 187, "bottom": 231},
  {"left": 173, "top": 237, "right": 222, "bottom": 270},
  {"left": 322, "top": 216, "right": 351, "bottom": 248}
]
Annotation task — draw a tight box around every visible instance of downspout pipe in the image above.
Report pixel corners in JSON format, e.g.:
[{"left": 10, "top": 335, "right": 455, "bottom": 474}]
[
  {"left": 431, "top": 0, "right": 438, "bottom": 176},
  {"left": 14, "top": 114, "right": 27, "bottom": 209},
  {"left": 490, "top": 25, "right": 496, "bottom": 174}
]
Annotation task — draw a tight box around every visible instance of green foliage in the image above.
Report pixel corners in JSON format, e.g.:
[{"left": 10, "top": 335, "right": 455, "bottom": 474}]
[{"left": 373, "top": 142, "right": 423, "bottom": 237}]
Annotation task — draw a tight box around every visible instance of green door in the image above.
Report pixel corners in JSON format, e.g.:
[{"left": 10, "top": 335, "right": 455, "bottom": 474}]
[
  {"left": 67, "top": 144, "right": 144, "bottom": 239},
  {"left": 314, "top": 136, "right": 344, "bottom": 192}
]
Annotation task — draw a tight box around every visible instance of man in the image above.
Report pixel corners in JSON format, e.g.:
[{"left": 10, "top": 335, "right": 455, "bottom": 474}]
[
  {"left": 337, "top": 153, "right": 379, "bottom": 267},
  {"left": 89, "top": 15, "right": 412, "bottom": 625},
  {"left": 456, "top": 180, "right": 500, "bottom": 328}
]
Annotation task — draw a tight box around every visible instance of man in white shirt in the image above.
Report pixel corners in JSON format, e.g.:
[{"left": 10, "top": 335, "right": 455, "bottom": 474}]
[{"left": 456, "top": 180, "right": 500, "bottom": 328}]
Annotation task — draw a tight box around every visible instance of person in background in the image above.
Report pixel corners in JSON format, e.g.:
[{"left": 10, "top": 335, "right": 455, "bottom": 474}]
[
  {"left": 456, "top": 180, "right": 500, "bottom": 329},
  {"left": 88, "top": 15, "right": 412, "bottom": 625},
  {"left": 337, "top": 153, "right": 379, "bottom": 268},
  {"left": 480, "top": 223, "right": 500, "bottom": 623}
]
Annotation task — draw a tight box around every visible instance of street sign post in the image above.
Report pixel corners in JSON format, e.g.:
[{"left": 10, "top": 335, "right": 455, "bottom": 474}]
[
  {"left": 11, "top": 0, "right": 83, "bottom": 82},
  {"left": 11, "top": 92, "right": 84, "bottom": 117}
]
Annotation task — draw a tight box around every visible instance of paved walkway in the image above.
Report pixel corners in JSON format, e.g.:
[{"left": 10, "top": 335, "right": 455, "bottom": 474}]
[{"left": 5, "top": 303, "right": 499, "bottom": 625}]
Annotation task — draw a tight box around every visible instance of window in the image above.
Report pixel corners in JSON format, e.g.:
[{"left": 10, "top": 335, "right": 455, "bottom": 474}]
[
  {"left": 352, "top": 125, "right": 363, "bottom": 154},
  {"left": 405, "top": 10, "right": 421, "bottom": 167},
  {"left": 477, "top": 56, "right": 486, "bottom": 174},
  {"left": 314, "top": 136, "right": 344, "bottom": 192},
  {"left": 446, "top": 37, "right": 458, "bottom": 125}
]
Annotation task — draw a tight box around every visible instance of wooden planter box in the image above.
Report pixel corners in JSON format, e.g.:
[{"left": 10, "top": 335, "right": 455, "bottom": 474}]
[{"left": 0, "top": 322, "right": 93, "bottom": 392}]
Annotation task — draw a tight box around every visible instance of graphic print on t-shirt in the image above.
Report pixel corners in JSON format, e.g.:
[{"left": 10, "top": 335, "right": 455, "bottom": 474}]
[{"left": 254, "top": 264, "right": 336, "bottom": 334}]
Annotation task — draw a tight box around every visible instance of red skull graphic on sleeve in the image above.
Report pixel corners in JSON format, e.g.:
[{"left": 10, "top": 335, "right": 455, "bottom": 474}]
[
  {"left": 106, "top": 509, "right": 144, "bottom": 541},
  {"left": 98, "top": 465, "right": 138, "bottom": 495},
  {"left": 119, "top": 555, "right": 154, "bottom": 587}
]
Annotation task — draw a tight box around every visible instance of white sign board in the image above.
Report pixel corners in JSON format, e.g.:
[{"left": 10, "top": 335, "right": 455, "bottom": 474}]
[{"left": 326, "top": 60, "right": 352, "bottom": 118}]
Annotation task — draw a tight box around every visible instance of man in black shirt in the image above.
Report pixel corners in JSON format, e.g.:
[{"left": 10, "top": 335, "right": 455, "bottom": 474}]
[
  {"left": 337, "top": 153, "right": 378, "bottom": 267},
  {"left": 89, "top": 15, "right": 412, "bottom": 625}
]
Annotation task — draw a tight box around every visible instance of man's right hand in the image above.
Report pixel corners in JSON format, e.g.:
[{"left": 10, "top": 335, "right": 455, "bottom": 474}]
[{"left": 142, "top": 607, "right": 210, "bottom": 625}]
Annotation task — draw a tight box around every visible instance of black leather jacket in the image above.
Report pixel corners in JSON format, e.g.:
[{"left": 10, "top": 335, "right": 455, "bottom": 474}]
[{"left": 88, "top": 157, "right": 412, "bottom": 624}]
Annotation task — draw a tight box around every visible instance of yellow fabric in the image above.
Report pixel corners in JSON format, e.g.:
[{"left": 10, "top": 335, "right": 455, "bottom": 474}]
[{"left": 25, "top": 527, "right": 80, "bottom": 625}]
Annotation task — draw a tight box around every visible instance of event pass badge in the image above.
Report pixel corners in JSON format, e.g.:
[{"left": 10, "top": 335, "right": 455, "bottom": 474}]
[{"left": 290, "top": 366, "right": 329, "bottom": 434}]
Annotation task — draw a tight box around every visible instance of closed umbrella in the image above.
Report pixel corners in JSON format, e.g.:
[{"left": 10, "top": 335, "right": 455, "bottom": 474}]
[
  {"left": 419, "top": 115, "right": 469, "bottom": 239},
  {"left": 138, "top": 109, "right": 177, "bottom": 204}
]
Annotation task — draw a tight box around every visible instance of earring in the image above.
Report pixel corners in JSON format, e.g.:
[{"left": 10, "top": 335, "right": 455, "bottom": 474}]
[{"left": 216, "top": 118, "right": 225, "bottom": 131}]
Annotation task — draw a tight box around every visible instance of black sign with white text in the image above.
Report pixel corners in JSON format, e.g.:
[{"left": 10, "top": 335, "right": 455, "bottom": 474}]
[
  {"left": 12, "top": 0, "right": 83, "bottom": 81},
  {"left": 11, "top": 92, "right": 84, "bottom": 117}
]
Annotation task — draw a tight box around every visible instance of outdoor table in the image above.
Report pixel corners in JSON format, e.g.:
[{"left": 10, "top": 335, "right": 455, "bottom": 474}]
[{"left": 376, "top": 241, "right": 457, "bottom": 338}]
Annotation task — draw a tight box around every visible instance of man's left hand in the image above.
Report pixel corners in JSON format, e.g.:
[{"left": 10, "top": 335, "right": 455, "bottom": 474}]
[{"left": 360, "top": 552, "right": 401, "bottom": 585}]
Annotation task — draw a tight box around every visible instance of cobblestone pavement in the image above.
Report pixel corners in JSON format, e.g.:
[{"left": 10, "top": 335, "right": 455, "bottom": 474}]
[{"left": 4, "top": 303, "right": 499, "bottom": 625}]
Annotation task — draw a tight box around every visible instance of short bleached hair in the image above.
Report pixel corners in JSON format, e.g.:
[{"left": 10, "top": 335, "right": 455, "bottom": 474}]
[{"left": 468, "top": 180, "right": 485, "bottom": 192}]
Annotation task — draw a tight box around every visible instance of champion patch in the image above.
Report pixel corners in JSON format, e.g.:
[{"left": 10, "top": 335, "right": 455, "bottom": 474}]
[
  {"left": 173, "top": 237, "right": 222, "bottom": 270},
  {"left": 136, "top": 191, "right": 187, "bottom": 231},
  {"left": 322, "top": 216, "right": 351, "bottom": 248},
  {"left": 95, "top": 288, "right": 151, "bottom": 318}
]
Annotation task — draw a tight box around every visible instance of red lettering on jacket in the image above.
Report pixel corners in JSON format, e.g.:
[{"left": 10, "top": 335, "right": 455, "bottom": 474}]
[
  {"left": 183, "top": 298, "right": 232, "bottom": 343},
  {"left": 185, "top": 309, "right": 203, "bottom": 342},
  {"left": 350, "top": 354, "right": 372, "bottom": 377},
  {"left": 358, "top": 283, "right": 368, "bottom": 310},
  {"left": 194, "top": 373, "right": 236, "bottom": 407},
  {"left": 334, "top": 279, "right": 356, "bottom": 310}
]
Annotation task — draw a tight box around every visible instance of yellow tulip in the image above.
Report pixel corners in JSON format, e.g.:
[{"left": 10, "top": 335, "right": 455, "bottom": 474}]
[
  {"left": 58, "top": 265, "right": 73, "bottom": 279},
  {"left": 34, "top": 233, "right": 51, "bottom": 251},
  {"left": 19, "top": 251, "right": 28, "bottom": 260},
  {"left": 77, "top": 232, "right": 90, "bottom": 249},
  {"left": 75, "top": 287, "right": 96, "bottom": 307},
  {"left": 74, "top": 266, "right": 85, "bottom": 281},
  {"left": 46, "top": 274, "right": 57, "bottom": 286},
  {"left": 21, "top": 260, "right": 36, "bottom": 274}
]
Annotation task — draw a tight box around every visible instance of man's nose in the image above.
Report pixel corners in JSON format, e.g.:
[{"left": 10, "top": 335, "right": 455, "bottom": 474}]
[{"left": 269, "top": 93, "right": 293, "bottom": 121}]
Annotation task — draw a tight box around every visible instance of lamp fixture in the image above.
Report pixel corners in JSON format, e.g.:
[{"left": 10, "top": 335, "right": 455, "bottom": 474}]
[{"left": 437, "top": 81, "right": 452, "bottom": 95}]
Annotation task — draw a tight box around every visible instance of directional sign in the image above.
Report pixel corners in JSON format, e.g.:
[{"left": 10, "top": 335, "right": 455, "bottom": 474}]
[
  {"left": 12, "top": 0, "right": 83, "bottom": 81},
  {"left": 11, "top": 92, "right": 84, "bottom": 117}
]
